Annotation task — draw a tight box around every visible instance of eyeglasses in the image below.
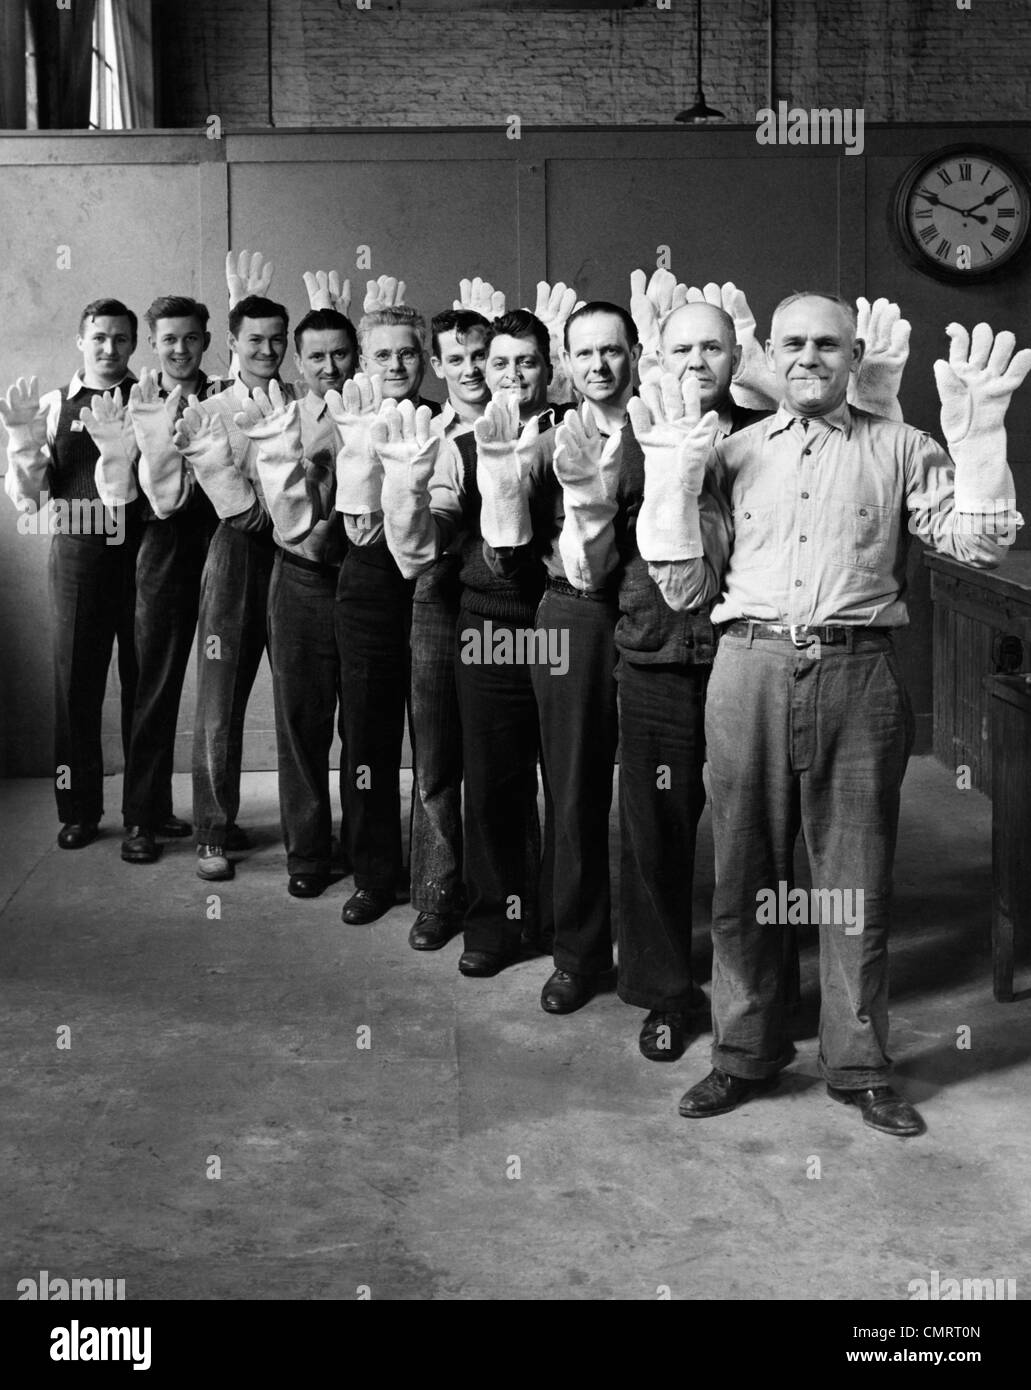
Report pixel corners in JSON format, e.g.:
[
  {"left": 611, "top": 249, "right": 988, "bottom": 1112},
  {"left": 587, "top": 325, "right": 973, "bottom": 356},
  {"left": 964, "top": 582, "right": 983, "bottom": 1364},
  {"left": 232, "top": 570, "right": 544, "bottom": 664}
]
[{"left": 371, "top": 349, "right": 421, "bottom": 366}]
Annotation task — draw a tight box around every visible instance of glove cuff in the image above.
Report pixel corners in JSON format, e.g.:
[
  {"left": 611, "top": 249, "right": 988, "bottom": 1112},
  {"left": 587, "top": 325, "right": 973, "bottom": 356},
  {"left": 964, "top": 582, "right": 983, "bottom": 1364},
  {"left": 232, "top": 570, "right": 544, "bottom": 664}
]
[{"left": 637, "top": 489, "right": 703, "bottom": 562}]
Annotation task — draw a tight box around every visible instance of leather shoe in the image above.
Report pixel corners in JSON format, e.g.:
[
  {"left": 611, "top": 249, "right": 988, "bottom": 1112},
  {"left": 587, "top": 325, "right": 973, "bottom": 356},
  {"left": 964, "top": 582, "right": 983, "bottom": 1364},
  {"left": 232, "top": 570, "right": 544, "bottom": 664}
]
[
  {"left": 458, "top": 949, "right": 519, "bottom": 978},
  {"left": 196, "top": 844, "right": 233, "bottom": 881},
  {"left": 224, "top": 823, "right": 252, "bottom": 852},
  {"left": 288, "top": 873, "right": 329, "bottom": 899},
  {"left": 827, "top": 1085, "right": 925, "bottom": 1138},
  {"left": 409, "top": 911, "right": 459, "bottom": 951},
  {"left": 540, "top": 968, "right": 596, "bottom": 1014},
  {"left": 57, "top": 822, "right": 98, "bottom": 850},
  {"left": 341, "top": 887, "right": 394, "bottom": 925},
  {"left": 678, "top": 1067, "right": 779, "bottom": 1118},
  {"left": 639, "top": 1009, "right": 688, "bottom": 1062},
  {"left": 158, "top": 815, "right": 192, "bottom": 838},
  {"left": 121, "top": 826, "right": 159, "bottom": 864}
]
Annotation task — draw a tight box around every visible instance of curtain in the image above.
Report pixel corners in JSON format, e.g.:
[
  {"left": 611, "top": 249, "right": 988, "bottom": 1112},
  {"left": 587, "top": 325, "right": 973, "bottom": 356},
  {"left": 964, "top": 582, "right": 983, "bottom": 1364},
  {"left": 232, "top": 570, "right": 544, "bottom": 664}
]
[
  {"left": 110, "top": 0, "right": 154, "bottom": 127},
  {"left": 26, "top": 0, "right": 98, "bottom": 128}
]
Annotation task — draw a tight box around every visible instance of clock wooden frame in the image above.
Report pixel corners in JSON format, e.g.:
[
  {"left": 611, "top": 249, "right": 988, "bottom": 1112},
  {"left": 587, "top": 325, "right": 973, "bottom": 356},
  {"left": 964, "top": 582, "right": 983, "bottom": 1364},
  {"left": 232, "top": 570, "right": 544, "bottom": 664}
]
[{"left": 889, "top": 144, "right": 1031, "bottom": 285}]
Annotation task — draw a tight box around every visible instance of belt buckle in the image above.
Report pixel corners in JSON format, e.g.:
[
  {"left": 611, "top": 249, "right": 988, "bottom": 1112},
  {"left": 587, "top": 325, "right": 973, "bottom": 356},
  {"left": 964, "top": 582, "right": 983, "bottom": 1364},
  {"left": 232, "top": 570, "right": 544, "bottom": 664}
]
[{"left": 789, "top": 623, "right": 809, "bottom": 648}]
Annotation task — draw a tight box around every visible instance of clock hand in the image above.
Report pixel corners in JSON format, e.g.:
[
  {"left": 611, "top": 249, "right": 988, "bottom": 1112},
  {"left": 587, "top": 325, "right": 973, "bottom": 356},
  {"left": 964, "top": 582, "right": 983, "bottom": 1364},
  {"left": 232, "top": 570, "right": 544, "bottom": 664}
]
[
  {"left": 915, "top": 192, "right": 988, "bottom": 223},
  {"left": 965, "top": 185, "right": 1012, "bottom": 215}
]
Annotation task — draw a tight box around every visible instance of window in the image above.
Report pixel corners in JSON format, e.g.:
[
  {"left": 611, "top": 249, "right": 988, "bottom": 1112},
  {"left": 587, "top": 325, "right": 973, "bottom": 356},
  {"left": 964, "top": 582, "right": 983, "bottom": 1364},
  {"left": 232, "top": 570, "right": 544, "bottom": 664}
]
[{"left": 90, "top": 0, "right": 125, "bottom": 130}]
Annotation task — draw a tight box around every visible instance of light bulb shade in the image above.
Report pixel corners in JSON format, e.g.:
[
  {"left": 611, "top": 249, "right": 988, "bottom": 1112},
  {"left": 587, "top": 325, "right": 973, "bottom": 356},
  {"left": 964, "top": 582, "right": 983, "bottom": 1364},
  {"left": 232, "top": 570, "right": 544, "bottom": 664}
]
[{"left": 675, "top": 89, "right": 726, "bottom": 122}]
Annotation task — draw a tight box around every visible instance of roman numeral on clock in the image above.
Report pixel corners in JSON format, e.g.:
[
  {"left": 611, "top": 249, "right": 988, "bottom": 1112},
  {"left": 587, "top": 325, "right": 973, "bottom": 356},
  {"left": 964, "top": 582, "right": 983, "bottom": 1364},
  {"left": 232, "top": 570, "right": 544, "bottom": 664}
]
[
  {"left": 935, "top": 237, "right": 952, "bottom": 259},
  {"left": 938, "top": 168, "right": 953, "bottom": 185},
  {"left": 918, "top": 225, "right": 937, "bottom": 244},
  {"left": 915, "top": 208, "right": 933, "bottom": 221},
  {"left": 998, "top": 207, "right": 1015, "bottom": 218},
  {"left": 958, "top": 163, "right": 972, "bottom": 181},
  {"left": 991, "top": 225, "right": 1012, "bottom": 243},
  {"left": 980, "top": 242, "right": 995, "bottom": 260}
]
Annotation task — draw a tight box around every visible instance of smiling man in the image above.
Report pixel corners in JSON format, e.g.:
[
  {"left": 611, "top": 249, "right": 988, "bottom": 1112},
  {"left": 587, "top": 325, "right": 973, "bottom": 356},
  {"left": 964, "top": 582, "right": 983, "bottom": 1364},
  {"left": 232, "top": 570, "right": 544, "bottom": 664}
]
[
  {"left": 120, "top": 296, "right": 226, "bottom": 865},
  {"left": 177, "top": 293, "right": 292, "bottom": 880},
  {"left": 375, "top": 308, "right": 567, "bottom": 976},
  {"left": 2, "top": 299, "right": 142, "bottom": 849},
  {"left": 251, "top": 307, "right": 356, "bottom": 898},
  {"left": 657, "top": 292, "right": 1027, "bottom": 1138}
]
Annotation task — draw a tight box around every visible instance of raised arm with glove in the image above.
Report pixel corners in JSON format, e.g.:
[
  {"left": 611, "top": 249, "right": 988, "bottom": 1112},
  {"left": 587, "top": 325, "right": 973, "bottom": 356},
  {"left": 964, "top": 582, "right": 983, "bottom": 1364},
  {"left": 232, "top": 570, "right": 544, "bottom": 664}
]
[
  {"left": 374, "top": 398, "right": 441, "bottom": 579},
  {"left": 553, "top": 402, "right": 624, "bottom": 592},
  {"left": 627, "top": 372, "right": 718, "bottom": 562},
  {"left": 79, "top": 390, "right": 138, "bottom": 509}
]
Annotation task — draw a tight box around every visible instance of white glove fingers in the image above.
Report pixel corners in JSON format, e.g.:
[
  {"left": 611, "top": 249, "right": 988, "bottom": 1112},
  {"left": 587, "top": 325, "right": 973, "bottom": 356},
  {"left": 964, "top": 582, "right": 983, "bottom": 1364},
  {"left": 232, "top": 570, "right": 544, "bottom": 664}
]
[
  {"left": 968, "top": 322, "right": 994, "bottom": 369},
  {"left": 986, "top": 329, "right": 1017, "bottom": 376},
  {"left": 945, "top": 322, "right": 971, "bottom": 368}
]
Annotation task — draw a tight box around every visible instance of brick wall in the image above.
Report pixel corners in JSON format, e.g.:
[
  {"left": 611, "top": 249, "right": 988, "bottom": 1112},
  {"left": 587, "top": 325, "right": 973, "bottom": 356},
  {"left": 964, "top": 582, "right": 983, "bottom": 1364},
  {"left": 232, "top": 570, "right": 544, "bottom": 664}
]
[{"left": 155, "top": 0, "right": 1031, "bottom": 130}]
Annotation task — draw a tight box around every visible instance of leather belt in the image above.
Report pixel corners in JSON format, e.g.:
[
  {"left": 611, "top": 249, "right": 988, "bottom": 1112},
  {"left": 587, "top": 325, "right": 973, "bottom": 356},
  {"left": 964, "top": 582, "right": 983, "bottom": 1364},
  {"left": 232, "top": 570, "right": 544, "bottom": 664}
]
[
  {"left": 546, "top": 574, "right": 616, "bottom": 602},
  {"left": 279, "top": 549, "right": 341, "bottom": 578},
  {"left": 721, "top": 620, "right": 892, "bottom": 648}
]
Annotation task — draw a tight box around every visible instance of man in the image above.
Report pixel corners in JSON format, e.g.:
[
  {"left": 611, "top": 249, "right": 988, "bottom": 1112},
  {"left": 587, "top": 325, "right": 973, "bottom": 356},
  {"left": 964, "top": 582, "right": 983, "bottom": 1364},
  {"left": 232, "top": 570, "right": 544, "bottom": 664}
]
[
  {"left": 404, "top": 307, "right": 492, "bottom": 951},
  {"left": 1, "top": 300, "right": 141, "bottom": 849},
  {"left": 249, "top": 306, "right": 355, "bottom": 898},
  {"left": 378, "top": 308, "right": 565, "bottom": 976},
  {"left": 526, "top": 301, "right": 642, "bottom": 1015},
  {"left": 171, "top": 293, "right": 292, "bottom": 881},
  {"left": 659, "top": 296, "right": 1026, "bottom": 1137},
  {"left": 330, "top": 298, "right": 441, "bottom": 925},
  {"left": 120, "top": 296, "right": 225, "bottom": 864}
]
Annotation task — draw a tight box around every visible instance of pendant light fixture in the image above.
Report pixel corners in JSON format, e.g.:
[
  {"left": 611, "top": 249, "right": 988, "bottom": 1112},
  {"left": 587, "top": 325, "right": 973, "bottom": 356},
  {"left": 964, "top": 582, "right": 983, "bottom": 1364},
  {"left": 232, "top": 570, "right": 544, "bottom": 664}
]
[{"left": 675, "top": 0, "right": 726, "bottom": 123}]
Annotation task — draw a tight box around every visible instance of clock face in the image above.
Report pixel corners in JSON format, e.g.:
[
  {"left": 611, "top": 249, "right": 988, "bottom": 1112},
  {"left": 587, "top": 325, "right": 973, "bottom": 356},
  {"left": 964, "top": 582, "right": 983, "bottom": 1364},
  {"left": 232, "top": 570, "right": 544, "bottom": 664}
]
[{"left": 896, "top": 147, "right": 1031, "bottom": 281}]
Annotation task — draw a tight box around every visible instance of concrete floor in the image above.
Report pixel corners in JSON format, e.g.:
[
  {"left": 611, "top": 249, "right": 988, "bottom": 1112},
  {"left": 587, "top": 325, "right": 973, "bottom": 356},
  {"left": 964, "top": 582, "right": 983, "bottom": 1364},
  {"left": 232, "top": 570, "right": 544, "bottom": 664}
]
[{"left": 1, "top": 756, "right": 1028, "bottom": 1302}]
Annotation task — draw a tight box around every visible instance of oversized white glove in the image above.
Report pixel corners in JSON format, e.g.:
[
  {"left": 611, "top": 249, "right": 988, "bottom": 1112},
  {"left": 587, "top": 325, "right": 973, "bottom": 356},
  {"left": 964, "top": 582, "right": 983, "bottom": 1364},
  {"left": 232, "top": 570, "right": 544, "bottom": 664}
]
[
  {"left": 372, "top": 398, "right": 440, "bottom": 576},
  {"left": 326, "top": 373, "right": 385, "bottom": 513},
  {"left": 630, "top": 268, "right": 689, "bottom": 381},
  {"left": 362, "top": 275, "right": 407, "bottom": 313},
  {"left": 473, "top": 389, "right": 541, "bottom": 548},
  {"left": 0, "top": 376, "right": 50, "bottom": 510},
  {"left": 226, "top": 248, "right": 274, "bottom": 307},
  {"left": 303, "top": 269, "right": 352, "bottom": 318},
  {"left": 934, "top": 321, "right": 1031, "bottom": 513},
  {"left": 0, "top": 375, "right": 48, "bottom": 453},
  {"left": 553, "top": 402, "right": 624, "bottom": 591},
  {"left": 234, "top": 379, "right": 310, "bottom": 541},
  {"left": 173, "top": 397, "right": 254, "bottom": 519},
  {"left": 79, "top": 391, "right": 138, "bottom": 507},
  {"left": 128, "top": 369, "right": 185, "bottom": 516},
  {"left": 627, "top": 373, "right": 718, "bottom": 561},
  {"left": 714, "top": 281, "right": 781, "bottom": 411},
  {"left": 848, "top": 296, "right": 910, "bottom": 420},
  {"left": 453, "top": 277, "right": 506, "bottom": 320},
  {"left": 533, "top": 280, "right": 582, "bottom": 403}
]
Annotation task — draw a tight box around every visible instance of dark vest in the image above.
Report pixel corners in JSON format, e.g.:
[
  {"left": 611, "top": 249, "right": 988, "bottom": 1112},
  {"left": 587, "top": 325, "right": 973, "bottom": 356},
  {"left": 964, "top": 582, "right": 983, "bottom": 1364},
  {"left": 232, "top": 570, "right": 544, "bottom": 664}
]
[
  {"left": 614, "top": 402, "right": 768, "bottom": 666},
  {"left": 49, "top": 377, "right": 137, "bottom": 509}
]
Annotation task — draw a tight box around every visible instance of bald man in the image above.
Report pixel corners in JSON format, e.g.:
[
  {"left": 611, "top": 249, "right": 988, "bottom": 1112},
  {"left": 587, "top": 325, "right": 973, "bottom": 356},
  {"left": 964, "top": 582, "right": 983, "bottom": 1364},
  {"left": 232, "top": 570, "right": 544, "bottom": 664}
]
[
  {"left": 615, "top": 301, "right": 768, "bottom": 1059},
  {"left": 661, "top": 293, "right": 1025, "bottom": 1137}
]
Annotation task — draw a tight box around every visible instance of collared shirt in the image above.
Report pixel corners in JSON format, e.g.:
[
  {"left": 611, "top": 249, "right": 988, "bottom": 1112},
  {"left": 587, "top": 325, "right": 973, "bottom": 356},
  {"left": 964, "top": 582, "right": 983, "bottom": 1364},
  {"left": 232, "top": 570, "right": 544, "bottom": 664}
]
[
  {"left": 278, "top": 391, "right": 343, "bottom": 564},
  {"left": 660, "top": 401, "right": 1020, "bottom": 628},
  {"left": 430, "top": 399, "right": 478, "bottom": 441}
]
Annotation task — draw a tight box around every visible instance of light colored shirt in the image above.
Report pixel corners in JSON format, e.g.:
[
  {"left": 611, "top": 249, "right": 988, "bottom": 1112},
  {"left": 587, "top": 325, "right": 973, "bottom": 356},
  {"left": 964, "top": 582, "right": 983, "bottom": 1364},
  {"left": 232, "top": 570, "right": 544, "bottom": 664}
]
[{"left": 654, "top": 402, "right": 1019, "bottom": 626}]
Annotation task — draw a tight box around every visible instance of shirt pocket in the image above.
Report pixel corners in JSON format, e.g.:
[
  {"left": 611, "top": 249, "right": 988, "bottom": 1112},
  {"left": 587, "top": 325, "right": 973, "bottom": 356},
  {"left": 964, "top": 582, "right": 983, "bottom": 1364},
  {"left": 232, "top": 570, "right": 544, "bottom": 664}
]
[
  {"left": 829, "top": 500, "right": 895, "bottom": 573},
  {"left": 731, "top": 504, "right": 779, "bottom": 563}
]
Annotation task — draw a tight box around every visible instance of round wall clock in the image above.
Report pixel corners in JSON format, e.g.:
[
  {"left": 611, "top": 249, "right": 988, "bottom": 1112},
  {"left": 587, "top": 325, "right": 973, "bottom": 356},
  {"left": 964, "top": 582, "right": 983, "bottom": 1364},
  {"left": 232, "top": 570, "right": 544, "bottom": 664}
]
[{"left": 891, "top": 145, "right": 1031, "bottom": 283}]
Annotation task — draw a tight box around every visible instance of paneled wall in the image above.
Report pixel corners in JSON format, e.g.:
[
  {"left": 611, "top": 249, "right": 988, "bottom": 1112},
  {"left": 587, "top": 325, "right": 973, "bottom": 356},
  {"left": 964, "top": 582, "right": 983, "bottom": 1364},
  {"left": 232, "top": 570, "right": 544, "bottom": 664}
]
[{"left": 1, "top": 124, "right": 1030, "bottom": 776}]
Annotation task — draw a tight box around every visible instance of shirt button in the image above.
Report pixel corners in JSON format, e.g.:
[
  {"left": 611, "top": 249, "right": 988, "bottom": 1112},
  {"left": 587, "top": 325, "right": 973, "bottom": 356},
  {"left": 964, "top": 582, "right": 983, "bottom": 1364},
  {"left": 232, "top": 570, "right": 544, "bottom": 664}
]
[
  {"left": 794, "top": 579, "right": 803, "bottom": 587},
  {"left": 803, "top": 448, "right": 812, "bottom": 456},
  {"left": 801, "top": 491, "right": 809, "bottom": 499},
  {"left": 800, "top": 535, "right": 807, "bottom": 542},
  {"left": 743, "top": 512, "right": 751, "bottom": 519},
  {"left": 859, "top": 507, "right": 868, "bottom": 516}
]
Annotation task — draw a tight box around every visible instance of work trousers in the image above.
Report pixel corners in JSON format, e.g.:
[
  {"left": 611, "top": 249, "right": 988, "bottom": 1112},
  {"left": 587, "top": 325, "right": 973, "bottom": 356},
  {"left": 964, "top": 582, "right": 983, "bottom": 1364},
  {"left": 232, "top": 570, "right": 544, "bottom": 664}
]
[
  {"left": 704, "top": 630, "right": 914, "bottom": 1089},
  {"left": 123, "top": 493, "right": 216, "bottom": 827},
  {"left": 192, "top": 522, "right": 275, "bottom": 846},
  {"left": 48, "top": 523, "right": 141, "bottom": 825},
  {"left": 409, "top": 559, "right": 464, "bottom": 914},
  {"left": 268, "top": 550, "right": 347, "bottom": 878},
  {"left": 530, "top": 584, "right": 618, "bottom": 976},
  {"left": 334, "top": 545, "right": 414, "bottom": 894}
]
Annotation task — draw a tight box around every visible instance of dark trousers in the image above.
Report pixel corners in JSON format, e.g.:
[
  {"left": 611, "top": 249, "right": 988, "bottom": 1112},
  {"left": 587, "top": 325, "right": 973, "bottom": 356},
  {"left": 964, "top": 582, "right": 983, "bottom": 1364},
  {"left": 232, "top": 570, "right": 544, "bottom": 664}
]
[
  {"left": 192, "top": 521, "right": 275, "bottom": 846},
  {"left": 123, "top": 495, "right": 216, "bottom": 827},
  {"left": 616, "top": 658, "right": 709, "bottom": 1011},
  {"left": 705, "top": 631, "right": 914, "bottom": 1088},
  {"left": 455, "top": 606, "right": 550, "bottom": 955},
  {"left": 334, "top": 546, "right": 413, "bottom": 893},
  {"left": 268, "top": 551, "right": 346, "bottom": 877},
  {"left": 410, "top": 561, "right": 464, "bottom": 914},
  {"left": 531, "top": 585, "right": 618, "bottom": 976},
  {"left": 48, "top": 525, "right": 141, "bottom": 825}
]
